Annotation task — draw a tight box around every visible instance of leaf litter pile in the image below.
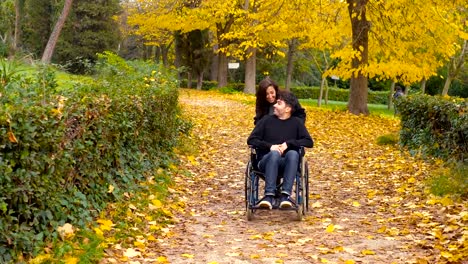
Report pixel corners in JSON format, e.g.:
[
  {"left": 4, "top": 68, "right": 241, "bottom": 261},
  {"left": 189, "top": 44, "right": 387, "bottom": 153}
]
[{"left": 101, "top": 89, "right": 467, "bottom": 264}]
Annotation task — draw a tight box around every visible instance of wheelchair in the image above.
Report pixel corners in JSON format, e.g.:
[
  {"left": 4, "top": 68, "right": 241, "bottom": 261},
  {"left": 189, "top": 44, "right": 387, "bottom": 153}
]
[{"left": 245, "top": 146, "right": 310, "bottom": 221}]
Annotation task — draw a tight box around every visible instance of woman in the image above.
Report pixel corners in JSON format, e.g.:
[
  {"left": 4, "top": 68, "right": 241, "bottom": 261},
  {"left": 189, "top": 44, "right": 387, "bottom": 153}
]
[{"left": 254, "top": 77, "right": 306, "bottom": 125}]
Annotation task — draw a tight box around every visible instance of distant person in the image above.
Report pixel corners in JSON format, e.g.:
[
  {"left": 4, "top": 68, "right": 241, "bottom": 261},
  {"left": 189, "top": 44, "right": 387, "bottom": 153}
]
[
  {"left": 254, "top": 77, "right": 306, "bottom": 125},
  {"left": 393, "top": 86, "right": 404, "bottom": 114}
]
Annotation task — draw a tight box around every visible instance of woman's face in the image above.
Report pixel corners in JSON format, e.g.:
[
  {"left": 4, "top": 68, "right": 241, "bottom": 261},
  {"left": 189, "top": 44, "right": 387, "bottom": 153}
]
[{"left": 265, "top": 86, "right": 276, "bottom": 104}]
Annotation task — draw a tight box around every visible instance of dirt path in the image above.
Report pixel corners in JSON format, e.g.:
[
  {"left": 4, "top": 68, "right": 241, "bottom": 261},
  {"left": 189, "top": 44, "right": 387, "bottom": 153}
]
[{"left": 110, "top": 89, "right": 466, "bottom": 264}]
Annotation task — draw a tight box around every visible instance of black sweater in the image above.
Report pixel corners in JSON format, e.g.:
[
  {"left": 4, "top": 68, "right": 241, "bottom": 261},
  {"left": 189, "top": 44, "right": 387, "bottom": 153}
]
[{"left": 247, "top": 115, "right": 313, "bottom": 159}]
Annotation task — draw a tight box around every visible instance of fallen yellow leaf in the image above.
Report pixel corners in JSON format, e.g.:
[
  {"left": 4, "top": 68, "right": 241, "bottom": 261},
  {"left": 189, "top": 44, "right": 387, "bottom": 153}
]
[
  {"left": 250, "top": 254, "right": 261, "bottom": 259},
  {"left": 134, "top": 240, "right": 145, "bottom": 249},
  {"left": 123, "top": 248, "right": 141, "bottom": 258},
  {"left": 361, "top": 249, "right": 375, "bottom": 255},
  {"left": 57, "top": 223, "right": 75, "bottom": 239},
  {"left": 156, "top": 256, "right": 169, "bottom": 263},
  {"left": 152, "top": 199, "right": 163, "bottom": 208},
  {"left": 7, "top": 131, "right": 18, "bottom": 143},
  {"left": 326, "top": 224, "right": 335, "bottom": 233},
  {"left": 181, "top": 253, "right": 194, "bottom": 258},
  {"left": 64, "top": 256, "right": 79, "bottom": 264}
]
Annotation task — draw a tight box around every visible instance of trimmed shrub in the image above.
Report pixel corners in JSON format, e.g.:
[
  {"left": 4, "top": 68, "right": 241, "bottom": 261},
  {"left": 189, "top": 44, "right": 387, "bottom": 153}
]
[
  {"left": 225, "top": 82, "right": 244, "bottom": 92},
  {"left": 396, "top": 94, "right": 467, "bottom": 162},
  {"left": 376, "top": 133, "right": 399, "bottom": 146},
  {"left": 428, "top": 162, "right": 467, "bottom": 198},
  {"left": 291, "top": 86, "right": 389, "bottom": 105},
  {"left": 179, "top": 79, "right": 218, "bottom": 90},
  {"left": 0, "top": 54, "right": 183, "bottom": 261}
]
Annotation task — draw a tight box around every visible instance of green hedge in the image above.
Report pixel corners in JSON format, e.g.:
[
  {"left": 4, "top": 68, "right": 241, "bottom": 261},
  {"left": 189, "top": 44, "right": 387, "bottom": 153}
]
[
  {"left": 291, "top": 86, "right": 389, "bottom": 104},
  {"left": 396, "top": 94, "right": 467, "bottom": 162},
  {"left": 179, "top": 79, "right": 218, "bottom": 90},
  {"left": 0, "top": 55, "right": 183, "bottom": 262}
]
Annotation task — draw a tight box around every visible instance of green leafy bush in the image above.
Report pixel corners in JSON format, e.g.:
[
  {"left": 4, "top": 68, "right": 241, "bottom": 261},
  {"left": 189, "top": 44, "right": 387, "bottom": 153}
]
[
  {"left": 291, "top": 86, "right": 389, "bottom": 105},
  {"left": 396, "top": 94, "right": 467, "bottom": 162},
  {"left": 376, "top": 133, "right": 399, "bottom": 145},
  {"left": 428, "top": 162, "right": 467, "bottom": 198},
  {"left": 225, "top": 82, "right": 244, "bottom": 92},
  {"left": 0, "top": 54, "right": 184, "bottom": 262},
  {"left": 179, "top": 79, "right": 218, "bottom": 90}
]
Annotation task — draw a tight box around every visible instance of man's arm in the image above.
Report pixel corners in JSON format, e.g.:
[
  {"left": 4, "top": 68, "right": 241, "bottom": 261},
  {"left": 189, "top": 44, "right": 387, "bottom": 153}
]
[
  {"left": 247, "top": 118, "right": 272, "bottom": 150},
  {"left": 285, "top": 121, "right": 313, "bottom": 148}
]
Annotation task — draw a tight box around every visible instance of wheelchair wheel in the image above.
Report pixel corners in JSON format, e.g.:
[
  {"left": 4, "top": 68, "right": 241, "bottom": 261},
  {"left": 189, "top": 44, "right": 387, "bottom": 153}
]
[
  {"left": 245, "top": 160, "right": 254, "bottom": 221},
  {"left": 295, "top": 158, "right": 307, "bottom": 221},
  {"left": 305, "top": 162, "right": 310, "bottom": 212}
]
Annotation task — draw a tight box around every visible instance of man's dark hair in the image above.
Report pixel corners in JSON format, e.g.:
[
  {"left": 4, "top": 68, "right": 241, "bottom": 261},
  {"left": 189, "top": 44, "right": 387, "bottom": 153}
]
[{"left": 277, "top": 90, "right": 298, "bottom": 114}]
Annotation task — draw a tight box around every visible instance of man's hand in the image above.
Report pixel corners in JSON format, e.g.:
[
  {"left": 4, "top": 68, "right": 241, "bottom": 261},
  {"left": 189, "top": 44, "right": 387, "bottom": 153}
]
[
  {"left": 270, "top": 142, "right": 288, "bottom": 155},
  {"left": 279, "top": 142, "right": 288, "bottom": 152},
  {"left": 270, "top": 144, "right": 282, "bottom": 154}
]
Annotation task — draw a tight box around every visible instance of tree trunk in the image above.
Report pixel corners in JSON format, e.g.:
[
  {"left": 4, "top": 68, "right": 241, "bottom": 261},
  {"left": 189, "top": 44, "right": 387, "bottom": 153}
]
[
  {"left": 346, "top": 0, "right": 369, "bottom": 115},
  {"left": 196, "top": 71, "right": 204, "bottom": 90},
  {"left": 175, "top": 33, "right": 182, "bottom": 82},
  {"left": 13, "top": 0, "right": 24, "bottom": 53},
  {"left": 442, "top": 76, "right": 453, "bottom": 96},
  {"left": 244, "top": 48, "right": 256, "bottom": 94},
  {"left": 217, "top": 52, "right": 228, "bottom": 87},
  {"left": 155, "top": 46, "right": 161, "bottom": 64},
  {"left": 161, "top": 44, "right": 171, "bottom": 67},
  {"left": 388, "top": 81, "right": 395, "bottom": 110},
  {"left": 215, "top": 20, "right": 233, "bottom": 88},
  {"left": 442, "top": 40, "right": 467, "bottom": 96},
  {"left": 285, "top": 39, "right": 297, "bottom": 91},
  {"left": 324, "top": 79, "right": 329, "bottom": 105},
  {"left": 187, "top": 71, "right": 193, "bottom": 89},
  {"left": 420, "top": 78, "right": 426, "bottom": 94},
  {"left": 318, "top": 77, "right": 326, "bottom": 107},
  {"left": 41, "top": 0, "right": 73, "bottom": 63}
]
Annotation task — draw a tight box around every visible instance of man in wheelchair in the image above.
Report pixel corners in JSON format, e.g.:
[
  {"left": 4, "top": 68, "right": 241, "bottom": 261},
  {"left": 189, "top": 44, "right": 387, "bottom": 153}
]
[{"left": 247, "top": 91, "right": 313, "bottom": 210}]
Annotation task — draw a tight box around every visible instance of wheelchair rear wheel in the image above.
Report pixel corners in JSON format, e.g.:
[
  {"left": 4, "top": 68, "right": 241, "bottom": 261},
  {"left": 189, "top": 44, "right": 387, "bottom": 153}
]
[
  {"left": 245, "top": 160, "right": 255, "bottom": 221},
  {"left": 305, "top": 162, "right": 309, "bottom": 212},
  {"left": 295, "top": 159, "right": 308, "bottom": 221}
]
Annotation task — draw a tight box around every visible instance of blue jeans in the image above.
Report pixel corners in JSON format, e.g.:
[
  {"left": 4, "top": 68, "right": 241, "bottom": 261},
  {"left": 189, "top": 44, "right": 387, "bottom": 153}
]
[{"left": 258, "top": 150, "right": 299, "bottom": 196}]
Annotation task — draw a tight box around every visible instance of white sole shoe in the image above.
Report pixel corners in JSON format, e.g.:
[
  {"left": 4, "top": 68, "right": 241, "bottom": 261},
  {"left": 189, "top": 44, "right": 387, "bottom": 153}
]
[
  {"left": 279, "top": 200, "right": 293, "bottom": 209},
  {"left": 258, "top": 201, "right": 272, "bottom": 210}
]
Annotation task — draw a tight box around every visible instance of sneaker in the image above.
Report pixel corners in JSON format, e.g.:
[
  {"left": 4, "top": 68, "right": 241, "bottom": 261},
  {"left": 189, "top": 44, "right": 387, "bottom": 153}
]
[
  {"left": 279, "top": 195, "right": 293, "bottom": 209},
  {"left": 258, "top": 195, "right": 273, "bottom": 210}
]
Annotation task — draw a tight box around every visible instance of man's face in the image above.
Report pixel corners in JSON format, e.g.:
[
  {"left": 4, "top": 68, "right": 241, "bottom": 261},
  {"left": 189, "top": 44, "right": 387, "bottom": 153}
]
[{"left": 273, "top": 99, "right": 290, "bottom": 117}]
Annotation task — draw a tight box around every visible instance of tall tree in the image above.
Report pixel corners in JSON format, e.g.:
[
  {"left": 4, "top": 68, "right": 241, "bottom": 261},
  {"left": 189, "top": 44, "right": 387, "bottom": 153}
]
[
  {"left": 0, "top": 0, "right": 15, "bottom": 56},
  {"left": 55, "top": 0, "right": 121, "bottom": 72},
  {"left": 21, "top": 0, "right": 53, "bottom": 58},
  {"left": 13, "top": 0, "right": 25, "bottom": 52},
  {"left": 41, "top": 0, "right": 73, "bottom": 63},
  {"left": 442, "top": 39, "right": 467, "bottom": 96},
  {"left": 346, "top": 0, "right": 369, "bottom": 114}
]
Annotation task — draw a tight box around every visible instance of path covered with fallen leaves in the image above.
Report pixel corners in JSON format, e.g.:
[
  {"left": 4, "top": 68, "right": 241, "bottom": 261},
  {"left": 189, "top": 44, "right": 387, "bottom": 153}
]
[{"left": 105, "top": 89, "right": 467, "bottom": 264}]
